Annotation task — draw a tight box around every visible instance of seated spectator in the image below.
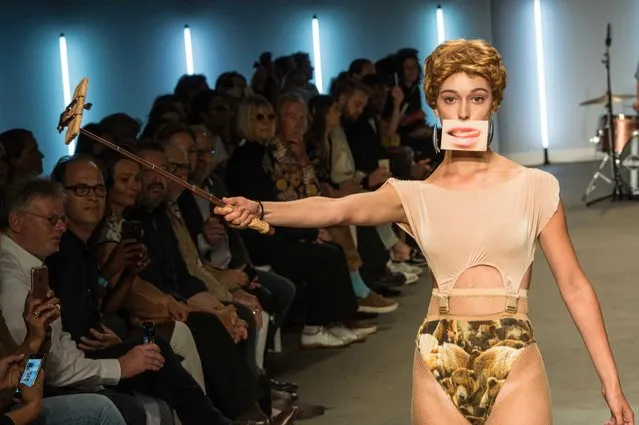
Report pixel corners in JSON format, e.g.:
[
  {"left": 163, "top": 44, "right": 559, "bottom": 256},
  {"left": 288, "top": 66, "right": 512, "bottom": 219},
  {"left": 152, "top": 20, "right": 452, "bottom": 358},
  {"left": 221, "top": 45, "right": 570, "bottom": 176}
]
[
  {"left": 276, "top": 92, "right": 398, "bottom": 314},
  {"left": 0, "top": 144, "right": 8, "bottom": 188},
  {"left": 177, "top": 126, "right": 296, "bottom": 354},
  {"left": 94, "top": 149, "right": 292, "bottom": 423},
  {"left": 47, "top": 154, "right": 206, "bottom": 392},
  {"left": 0, "top": 177, "right": 231, "bottom": 425},
  {"left": 124, "top": 145, "right": 297, "bottom": 423},
  {"left": 226, "top": 95, "right": 374, "bottom": 349},
  {"left": 174, "top": 74, "right": 210, "bottom": 116},
  {"left": 74, "top": 123, "right": 110, "bottom": 158},
  {"left": 0, "top": 294, "right": 126, "bottom": 425},
  {"left": 347, "top": 59, "right": 375, "bottom": 80},
  {"left": 99, "top": 113, "right": 142, "bottom": 146},
  {"left": 188, "top": 90, "right": 232, "bottom": 167},
  {"left": 0, "top": 129, "right": 44, "bottom": 184}
]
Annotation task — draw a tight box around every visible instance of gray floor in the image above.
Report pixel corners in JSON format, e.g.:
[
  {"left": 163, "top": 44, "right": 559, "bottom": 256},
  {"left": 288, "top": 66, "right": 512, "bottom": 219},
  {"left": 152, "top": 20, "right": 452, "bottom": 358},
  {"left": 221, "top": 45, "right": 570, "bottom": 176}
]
[{"left": 270, "top": 161, "right": 639, "bottom": 424}]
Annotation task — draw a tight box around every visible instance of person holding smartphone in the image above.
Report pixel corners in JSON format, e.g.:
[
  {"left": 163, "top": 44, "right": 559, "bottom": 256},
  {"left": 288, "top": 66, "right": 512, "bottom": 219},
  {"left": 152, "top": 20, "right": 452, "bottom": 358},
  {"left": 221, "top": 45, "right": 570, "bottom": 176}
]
[{"left": 0, "top": 295, "right": 126, "bottom": 425}]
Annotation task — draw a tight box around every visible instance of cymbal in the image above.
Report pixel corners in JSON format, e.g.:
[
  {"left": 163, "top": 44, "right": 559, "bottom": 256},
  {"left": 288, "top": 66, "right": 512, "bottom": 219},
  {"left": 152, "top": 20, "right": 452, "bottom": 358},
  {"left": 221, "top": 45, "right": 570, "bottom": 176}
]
[{"left": 580, "top": 94, "right": 636, "bottom": 106}]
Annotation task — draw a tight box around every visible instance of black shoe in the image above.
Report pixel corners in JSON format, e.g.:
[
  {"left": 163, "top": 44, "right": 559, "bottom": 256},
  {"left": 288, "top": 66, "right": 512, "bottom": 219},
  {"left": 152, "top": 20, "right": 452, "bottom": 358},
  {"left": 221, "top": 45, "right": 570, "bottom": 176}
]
[
  {"left": 270, "top": 379, "right": 298, "bottom": 394},
  {"left": 376, "top": 286, "right": 402, "bottom": 298},
  {"left": 372, "top": 271, "right": 406, "bottom": 288},
  {"left": 407, "top": 248, "right": 427, "bottom": 266},
  {"left": 295, "top": 403, "right": 327, "bottom": 420}
]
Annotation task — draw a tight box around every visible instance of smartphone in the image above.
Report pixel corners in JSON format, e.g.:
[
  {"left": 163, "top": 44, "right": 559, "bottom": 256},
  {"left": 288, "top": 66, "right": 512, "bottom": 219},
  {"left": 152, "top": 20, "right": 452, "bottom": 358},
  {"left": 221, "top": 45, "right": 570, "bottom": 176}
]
[
  {"left": 121, "top": 220, "right": 143, "bottom": 242},
  {"left": 378, "top": 159, "right": 391, "bottom": 173},
  {"left": 31, "top": 266, "right": 50, "bottom": 300},
  {"left": 393, "top": 72, "right": 399, "bottom": 86},
  {"left": 14, "top": 354, "right": 45, "bottom": 397},
  {"left": 142, "top": 322, "right": 155, "bottom": 344}
]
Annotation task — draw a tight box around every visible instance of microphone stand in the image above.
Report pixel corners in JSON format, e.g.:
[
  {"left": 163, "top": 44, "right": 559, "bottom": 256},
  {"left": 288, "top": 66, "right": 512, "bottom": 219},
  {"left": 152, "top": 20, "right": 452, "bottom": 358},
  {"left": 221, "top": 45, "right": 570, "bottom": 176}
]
[{"left": 586, "top": 24, "right": 633, "bottom": 206}]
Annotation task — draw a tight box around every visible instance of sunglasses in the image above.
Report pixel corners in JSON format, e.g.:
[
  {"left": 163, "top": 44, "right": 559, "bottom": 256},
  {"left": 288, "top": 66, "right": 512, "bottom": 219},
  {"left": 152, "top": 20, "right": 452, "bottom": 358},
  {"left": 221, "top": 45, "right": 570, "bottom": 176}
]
[{"left": 255, "top": 113, "right": 276, "bottom": 122}]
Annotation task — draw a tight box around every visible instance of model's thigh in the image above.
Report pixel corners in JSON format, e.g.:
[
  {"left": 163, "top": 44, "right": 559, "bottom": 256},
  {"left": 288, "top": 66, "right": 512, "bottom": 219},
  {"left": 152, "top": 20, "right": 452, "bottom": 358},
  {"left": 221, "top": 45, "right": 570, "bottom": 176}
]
[
  {"left": 412, "top": 350, "right": 471, "bottom": 425},
  {"left": 486, "top": 343, "right": 552, "bottom": 425}
]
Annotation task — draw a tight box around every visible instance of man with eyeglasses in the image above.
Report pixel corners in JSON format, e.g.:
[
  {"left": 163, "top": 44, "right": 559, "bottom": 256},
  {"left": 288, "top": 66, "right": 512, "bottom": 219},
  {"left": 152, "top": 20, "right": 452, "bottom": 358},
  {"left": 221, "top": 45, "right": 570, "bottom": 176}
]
[{"left": 0, "top": 173, "right": 233, "bottom": 425}]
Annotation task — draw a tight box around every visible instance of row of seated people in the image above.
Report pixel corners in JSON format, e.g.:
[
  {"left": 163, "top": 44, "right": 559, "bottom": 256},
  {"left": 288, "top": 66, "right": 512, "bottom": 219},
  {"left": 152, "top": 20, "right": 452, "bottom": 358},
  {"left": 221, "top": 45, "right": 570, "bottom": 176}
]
[{"left": 0, "top": 48, "right": 435, "bottom": 425}]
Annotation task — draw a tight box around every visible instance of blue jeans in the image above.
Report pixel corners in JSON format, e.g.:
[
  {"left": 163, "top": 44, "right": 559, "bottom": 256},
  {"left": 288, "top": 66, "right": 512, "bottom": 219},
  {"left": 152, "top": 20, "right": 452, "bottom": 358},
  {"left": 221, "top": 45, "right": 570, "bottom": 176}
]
[
  {"left": 34, "top": 394, "right": 126, "bottom": 425},
  {"left": 254, "top": 270, "right": 296, "bottom": 346}
]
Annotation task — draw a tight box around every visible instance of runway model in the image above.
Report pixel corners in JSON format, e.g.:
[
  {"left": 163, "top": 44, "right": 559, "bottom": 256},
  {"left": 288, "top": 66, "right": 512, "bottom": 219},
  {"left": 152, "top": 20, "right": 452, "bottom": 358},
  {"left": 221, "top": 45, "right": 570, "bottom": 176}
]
[{"left": 215, "top": 39, "right": 634, "bottom": 425}]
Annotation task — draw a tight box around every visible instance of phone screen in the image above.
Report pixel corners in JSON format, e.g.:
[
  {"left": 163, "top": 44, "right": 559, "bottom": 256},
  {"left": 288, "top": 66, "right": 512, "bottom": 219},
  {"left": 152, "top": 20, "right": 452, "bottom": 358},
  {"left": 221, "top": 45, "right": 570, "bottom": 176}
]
[
  {"left": 142, "top": 322, "right": 155, "bottom": 344},
  {"left": 15, "top": 357, "right": 43, "bottom": 395}
]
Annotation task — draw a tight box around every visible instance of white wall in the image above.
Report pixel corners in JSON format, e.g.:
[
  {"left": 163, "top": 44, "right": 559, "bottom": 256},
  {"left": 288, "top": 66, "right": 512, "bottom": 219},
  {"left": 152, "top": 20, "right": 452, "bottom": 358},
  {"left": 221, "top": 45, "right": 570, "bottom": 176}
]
[{"left": 492, "top": 0, "right": 639, "bottom": 165}]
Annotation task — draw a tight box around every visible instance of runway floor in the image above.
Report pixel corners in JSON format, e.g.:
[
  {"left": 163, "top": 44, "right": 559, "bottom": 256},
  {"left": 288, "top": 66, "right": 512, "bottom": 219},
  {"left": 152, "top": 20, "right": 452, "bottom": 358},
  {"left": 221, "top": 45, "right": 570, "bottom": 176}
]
[{"left": 268, "top": 160, "right": 639, "bottom": 425}]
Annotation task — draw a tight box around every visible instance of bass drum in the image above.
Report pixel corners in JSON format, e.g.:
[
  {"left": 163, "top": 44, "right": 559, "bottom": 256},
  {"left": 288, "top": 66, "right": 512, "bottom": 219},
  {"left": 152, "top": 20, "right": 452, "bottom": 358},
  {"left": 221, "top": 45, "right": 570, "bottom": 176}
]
[{"left": 619, "top": 132, "right": 639, "bottom": 195}]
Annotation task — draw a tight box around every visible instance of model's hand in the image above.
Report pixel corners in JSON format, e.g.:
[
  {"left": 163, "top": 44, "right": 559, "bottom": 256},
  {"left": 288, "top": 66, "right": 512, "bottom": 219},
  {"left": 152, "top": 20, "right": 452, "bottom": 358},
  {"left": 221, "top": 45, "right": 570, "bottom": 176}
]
[
  {"left": 214, "top": 197, "right": 261, "bottom": 229},
  {"left": 603, "top": 386, "right": 634, "bottom": 425}
]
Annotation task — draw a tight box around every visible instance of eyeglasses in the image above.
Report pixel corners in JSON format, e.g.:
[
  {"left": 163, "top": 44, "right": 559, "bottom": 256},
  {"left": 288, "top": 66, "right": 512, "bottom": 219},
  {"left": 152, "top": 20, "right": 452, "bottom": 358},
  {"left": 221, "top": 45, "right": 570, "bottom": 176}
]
[
  {"left": 23, "top": 211, "right": 68, "bottom": 227},
  {"left": 65, "top": 184, "right": 107, "bottom": 198},
  {"left": 255, "top": 113, "right": 276, "bottom": 122},
  {"left": 168, "top": 162, "right": 191, "bottom": 174},
  {"left": 197, "top": 149, "right": 215, "bottom": 158}
]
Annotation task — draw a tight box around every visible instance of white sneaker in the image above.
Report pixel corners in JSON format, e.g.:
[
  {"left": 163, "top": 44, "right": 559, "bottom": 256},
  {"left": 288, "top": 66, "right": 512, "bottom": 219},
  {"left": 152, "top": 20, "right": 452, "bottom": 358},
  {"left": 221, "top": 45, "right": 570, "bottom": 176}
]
[
  {"left": 328, "top": 325, "right": 366, "bottom": 343},
  {"left": 348, "top": 324, "right": 378, "bottom": 338},
  {"left": 388, "top": 261, "right": 423, "bottom": 276},
  {"left": 301, "top": 327, "right": 350, "bottom": 348},
  {"left": 403, "top": 272, "right": 419, "bottom": 285}
]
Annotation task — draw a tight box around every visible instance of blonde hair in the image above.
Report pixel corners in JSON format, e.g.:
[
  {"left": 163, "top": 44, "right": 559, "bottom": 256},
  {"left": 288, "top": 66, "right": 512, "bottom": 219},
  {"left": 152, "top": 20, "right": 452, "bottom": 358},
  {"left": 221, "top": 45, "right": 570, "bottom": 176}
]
[
  {"left": 236, "top": 95, "right": 275, "bottom": 141},
  {"left": 423, "top": 39, "right": 507, "bottom": 111}
]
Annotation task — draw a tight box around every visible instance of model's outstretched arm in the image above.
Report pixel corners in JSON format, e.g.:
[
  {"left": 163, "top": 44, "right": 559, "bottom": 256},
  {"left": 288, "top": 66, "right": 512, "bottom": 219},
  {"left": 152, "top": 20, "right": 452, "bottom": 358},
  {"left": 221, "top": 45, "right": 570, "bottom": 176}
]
[
  {"left": 214, "top": 184, "right": 406, "bottom": 229},
  {"left": 539, "top": 201, "right": 634, "bottom": 425}
]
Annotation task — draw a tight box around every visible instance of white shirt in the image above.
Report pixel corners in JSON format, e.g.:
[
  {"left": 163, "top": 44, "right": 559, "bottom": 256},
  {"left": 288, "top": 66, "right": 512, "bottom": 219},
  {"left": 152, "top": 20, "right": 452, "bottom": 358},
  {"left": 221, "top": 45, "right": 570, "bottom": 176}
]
[{"left": 0, "top": 233, "right": 121, "bottom": 390}]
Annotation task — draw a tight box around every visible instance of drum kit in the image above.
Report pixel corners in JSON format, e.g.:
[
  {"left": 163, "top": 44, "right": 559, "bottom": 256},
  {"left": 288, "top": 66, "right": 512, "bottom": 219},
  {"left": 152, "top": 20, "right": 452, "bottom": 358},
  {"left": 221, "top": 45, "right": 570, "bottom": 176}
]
[
  {"left": 581, "top": 94, "right": 639, "bottom": 203},
  {"left": 581, "top": 23, "right": 639, "bottom": 206}
]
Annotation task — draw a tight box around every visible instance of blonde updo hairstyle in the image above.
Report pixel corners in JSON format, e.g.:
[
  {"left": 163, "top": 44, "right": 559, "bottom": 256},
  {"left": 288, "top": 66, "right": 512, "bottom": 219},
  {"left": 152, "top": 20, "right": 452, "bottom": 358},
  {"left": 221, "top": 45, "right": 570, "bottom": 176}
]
[{"left": 423, "top": 39, "right": 507, "bottom": 113}]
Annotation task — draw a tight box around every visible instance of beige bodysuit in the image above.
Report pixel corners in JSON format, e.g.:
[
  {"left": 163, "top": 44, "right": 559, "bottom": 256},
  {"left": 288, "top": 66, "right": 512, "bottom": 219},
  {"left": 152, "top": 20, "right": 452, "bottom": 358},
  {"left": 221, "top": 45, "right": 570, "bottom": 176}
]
[{"left": 386, "top": 167, "right": 560, "bottom": 425}]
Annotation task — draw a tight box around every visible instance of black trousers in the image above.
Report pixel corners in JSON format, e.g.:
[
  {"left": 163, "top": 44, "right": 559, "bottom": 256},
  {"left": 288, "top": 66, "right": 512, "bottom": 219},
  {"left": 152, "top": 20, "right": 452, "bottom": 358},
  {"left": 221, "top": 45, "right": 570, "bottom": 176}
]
[
  {"left": 357, "top": 226, "right": 392, "bottom": 282},
  {"left": 269, "top": 239, "right": 357, "bottom": 326},
  {"left": 185, "top": 312, "right": 264, "bottom": 418},
  {"left": 223, "top": 303, "right": 259, "bottom": 376},
  {"left": 88, "top": 337, "right": 229, "bottom": 425}
]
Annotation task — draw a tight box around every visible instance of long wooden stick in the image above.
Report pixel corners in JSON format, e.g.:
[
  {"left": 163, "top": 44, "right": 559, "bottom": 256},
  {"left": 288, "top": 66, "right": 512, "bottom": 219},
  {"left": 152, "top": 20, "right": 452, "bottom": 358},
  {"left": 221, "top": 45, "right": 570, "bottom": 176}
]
[
  {"left": 56, "top": 77, "right": 272, "bottom": 235},
  {"left": 81, "top": 129, "right": 273, "bottom": 235}
]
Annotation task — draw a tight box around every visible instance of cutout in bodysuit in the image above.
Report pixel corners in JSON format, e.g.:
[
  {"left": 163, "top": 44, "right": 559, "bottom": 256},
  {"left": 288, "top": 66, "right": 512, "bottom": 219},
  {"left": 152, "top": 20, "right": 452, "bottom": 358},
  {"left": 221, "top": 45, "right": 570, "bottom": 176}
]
[{"left": 385, "top": 168, "right": 560, "bottom": 425}]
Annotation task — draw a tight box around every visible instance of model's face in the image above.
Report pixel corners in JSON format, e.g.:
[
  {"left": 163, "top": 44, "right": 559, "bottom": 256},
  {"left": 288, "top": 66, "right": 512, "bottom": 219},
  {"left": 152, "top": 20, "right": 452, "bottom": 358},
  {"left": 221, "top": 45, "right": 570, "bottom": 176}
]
[{"left": 435, "top": 72, "right": 493, "bottom": 122}]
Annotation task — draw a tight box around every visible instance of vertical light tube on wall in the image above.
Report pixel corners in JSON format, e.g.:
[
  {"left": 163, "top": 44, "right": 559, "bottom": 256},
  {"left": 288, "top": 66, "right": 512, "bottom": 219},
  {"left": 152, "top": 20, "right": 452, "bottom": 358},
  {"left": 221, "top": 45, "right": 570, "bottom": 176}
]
[
  {"left": 59, "top": 33, "right": 74, "bottom": 153},
  {"left": 436, "top": 5, "right": 446, "bottom": 45},
  {"left": 533, "top": 0, "right": 550, "bottom": 163},
  {"left": 311, "top": 15, "right": 323, "bottom": 94},
  {"left": 184, "top": 25, "right": 194, "bottom": 75}
]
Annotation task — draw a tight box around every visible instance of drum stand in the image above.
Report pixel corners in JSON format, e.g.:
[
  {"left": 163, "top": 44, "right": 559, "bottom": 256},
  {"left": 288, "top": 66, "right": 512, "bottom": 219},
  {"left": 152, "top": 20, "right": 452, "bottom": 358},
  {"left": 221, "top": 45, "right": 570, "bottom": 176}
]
[
  {"left": 584, "top": 25, "right": 635, "bottom": 206},
  {"left": 582, "top": 151, "right": 612, "bottom": 202}
]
